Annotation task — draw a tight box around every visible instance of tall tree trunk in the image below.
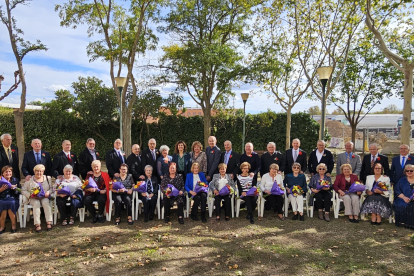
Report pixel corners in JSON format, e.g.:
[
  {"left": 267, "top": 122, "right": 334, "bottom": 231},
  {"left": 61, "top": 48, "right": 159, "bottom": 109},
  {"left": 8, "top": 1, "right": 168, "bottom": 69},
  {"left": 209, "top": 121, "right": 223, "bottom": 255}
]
[
  {"left": 203, "top": 105, "right": 212, "bottom": 147},
  {"left": 285, "top": 107, "right": 292, "bottom": 150},
  {"left": 350, "top": 122, "right": 356, "bottom": 145},
  {"left": 401, "top": 68, "right": 413, "bottom": 145},
  {"left": 123, "top": 107, "right": 132, "bottom": 156},
  {"left": 13, "top": 109, "right": 25, "bottom": 178}
]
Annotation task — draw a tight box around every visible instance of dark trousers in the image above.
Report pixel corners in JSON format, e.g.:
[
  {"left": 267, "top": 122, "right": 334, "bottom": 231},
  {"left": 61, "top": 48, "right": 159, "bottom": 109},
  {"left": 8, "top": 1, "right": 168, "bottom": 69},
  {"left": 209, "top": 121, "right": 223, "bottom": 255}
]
[
  {"left": 113, "top": 193, "right": 132, "bottom": 218},
  {"left": 244, "top": 196, "right": 256, "bottom": 215},
  {"left": 84, "top": 192, "right": 106, "bottom": 217},
  {"left": 214, "top": 195, "right": 231, "bottom": 217},
  {"left": 265, "top": 194, "right": 284, "bottom": 214},
  {"left": 140, "top": 194, "right": 157, "bottom": 217},
  {"left": 163, "top": 196, "right": 184, "bottom": 218},
  {"left": 191, "top": 192, "right": 207, "bottom": 216},
  {"left": 314, "top": 190, "right": 332, "bottom": 212},
  {"left": 56, "top": 196, "right": 82, "bottom": 220}
]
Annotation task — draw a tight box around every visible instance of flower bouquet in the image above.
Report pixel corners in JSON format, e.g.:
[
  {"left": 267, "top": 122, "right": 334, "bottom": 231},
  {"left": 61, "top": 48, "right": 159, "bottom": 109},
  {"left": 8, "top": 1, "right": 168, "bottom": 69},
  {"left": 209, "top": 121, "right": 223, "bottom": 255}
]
[
  {"left": 372, "top": 181, "right": 389, "bottom": 192},
  {"left": 133, "top": 181, "right": 147, "bottom": 193},
  {"left": 346, "top": 181, "right": 365, "bottom": 194},
  {"left": 112, "top": 181, "right": 126, "bottom": 192},
  {"left": 316, "top": 179, "right": 331, "bottom": 190},
  {"left": 218, "top": 184, "right": 234, "bottom": 196},
  {"left": 191, "top": 181, "right": 209, "bottom": 198},
  {"left": 0, "top": 176, "right": 12, "bottom": 189},
  {"left": 240, "top": 186, "right": 259, "bottom": 198},
  {"left": 30, "top": 183, "right": 45, "bottom": 198},
  {"left": 264, "top": 181, "right": 284, "bottom": 197},
  {"left": 57, "top": 185, "right": 71, "bottom": 196},
  {"left": 291, "top": 185, "right": 304, "bottom": 197},
  {"left": 83, "top": 177, "right": 100, "bottom": 192},
  {"left": 164, "top": 184, "right": 180, "bottom": 198}
]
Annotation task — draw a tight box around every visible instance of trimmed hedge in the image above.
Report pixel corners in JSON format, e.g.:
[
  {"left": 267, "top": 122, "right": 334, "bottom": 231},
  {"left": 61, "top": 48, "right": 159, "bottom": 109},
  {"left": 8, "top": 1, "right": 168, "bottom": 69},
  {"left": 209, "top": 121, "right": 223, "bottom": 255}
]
[{"left": 0, "top": 109, "right": 319, "bottom": 156}]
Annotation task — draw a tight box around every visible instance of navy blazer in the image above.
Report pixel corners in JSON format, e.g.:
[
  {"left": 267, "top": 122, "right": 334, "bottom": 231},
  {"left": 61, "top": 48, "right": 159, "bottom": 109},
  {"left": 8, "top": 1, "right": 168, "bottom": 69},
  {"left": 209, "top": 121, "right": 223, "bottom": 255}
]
[
  {"left": 206, "top": 145, "right": 221, "bottom": 178},
  {"left": 78, "top": 147, "right": 100, "bottom": 180},
  {"left": 52, "top": 151, "right": 79, "bottom": 178},
  {"left": 0, "top": 145, "right": 20, "bottom": 180},
  {"left": 281, "top": 148, "right": 307, "bottom": 175},
  {"left": 105, "top": 149, "right": 126, "bottom": 179},
  {"left": 390, "top": 155, "right": 414, "bottom": 184},
  {"left": 126, "top": 153, "right": 144, "bottom": 182},
  {"left": 141, "top": 148, "right": 160, "bottom": 178},
  {"left": 360, "top": 153, "right": 390, "bottom": 183},
  {"left": 21, "top": 150, "right": 53, "bottom": 176},
  {"left": 220, "top": 150, "right": 241, "bottom": 177},
  {"left": 184, "top": 172, "right": 208, "bottom": 193},
  {"left": 307, "top": 149, "right": 334, "bottom": 175},
  {"left": 172, "top": 153, "right": 192, "bottom": 176}
]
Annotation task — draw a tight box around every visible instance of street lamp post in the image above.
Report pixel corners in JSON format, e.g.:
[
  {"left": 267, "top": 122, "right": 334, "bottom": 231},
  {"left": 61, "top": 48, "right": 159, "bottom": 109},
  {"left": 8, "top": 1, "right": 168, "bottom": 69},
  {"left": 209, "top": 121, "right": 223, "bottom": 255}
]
[
  {"left": 114, "top": 77, "right": 127, "bottom": 143},
  {"left": 241, "top": 93, "right": 249, "bottom": 154},
  {"left": 316, "top": 66, "right": 333, "bottom": 140}
]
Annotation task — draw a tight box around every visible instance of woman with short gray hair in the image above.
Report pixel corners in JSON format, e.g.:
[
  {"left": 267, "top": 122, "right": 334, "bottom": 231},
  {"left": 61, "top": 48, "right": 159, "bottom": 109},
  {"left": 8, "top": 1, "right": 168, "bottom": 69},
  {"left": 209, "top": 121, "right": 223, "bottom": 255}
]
[
  {"left": 139, "top": 165, "right": 159, "bottom": 222},
  {"left": 157, "top": 145, "right": 172, "bottom": 179}
]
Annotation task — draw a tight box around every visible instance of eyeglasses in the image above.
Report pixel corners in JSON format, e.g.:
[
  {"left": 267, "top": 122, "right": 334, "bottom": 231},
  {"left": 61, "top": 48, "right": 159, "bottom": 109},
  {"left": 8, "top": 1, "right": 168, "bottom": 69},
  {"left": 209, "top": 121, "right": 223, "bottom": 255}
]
[
  {"left": 406, "top": 170, "right": 414, "bottom": 173},
  {"left": 293, "top": 166, "right": 300, "bottom": 169},
  {"left": 374, "top": 168, "right": 382, "bottom": 170},
  {"left": 318, "top": 168, "right": 326, "bottom": 171}
]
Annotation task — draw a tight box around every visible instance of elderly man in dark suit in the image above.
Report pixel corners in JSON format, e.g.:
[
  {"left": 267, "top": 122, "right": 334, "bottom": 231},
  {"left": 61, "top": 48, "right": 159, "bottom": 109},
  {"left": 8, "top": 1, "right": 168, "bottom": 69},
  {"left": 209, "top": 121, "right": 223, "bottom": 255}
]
[
  {"left": 141, "top": 138, "right": 160, "bottom": 180},
  {"left": 390, "top": 144, "right": 414, "bottom": 185},
  {"left": 360, "top": 143, "right": 390, "bottom": 183},
  {"left": 21, "top": 138, "right": 53, "bottom": 179},
  {"left": 0, "top": 133, "right": 20, "bottom": 180},
  {"left": 126, "top": 144, "right": 145, "bottom": 182},
  {"left": 220, "top": 140, "right": 240, "bottom": 179},
  {"left": 260, "top": 142, "right": 283, "bottom": 176},
  {"left": 52, "top": 140, "right": 79, "bottom": 178},
  {"left": 281, "top": 138, "right": 307, "bottom": 175},
  {"left": 308, "top": 140, "right": 334, "bottom": 177},
  {"left": 105, "top": 139, "right": 126, "bottom": 179},
  {"left": 205, "top": 136, "right": 221, "bottom": 181},
  {"left": 78, "top": 138, "right": 100, "bottom": 180}
]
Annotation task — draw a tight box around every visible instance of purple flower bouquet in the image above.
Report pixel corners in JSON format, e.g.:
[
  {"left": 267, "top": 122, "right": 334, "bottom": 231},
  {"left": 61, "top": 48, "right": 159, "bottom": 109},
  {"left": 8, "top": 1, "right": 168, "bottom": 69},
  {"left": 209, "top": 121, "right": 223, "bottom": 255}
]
[
  {"left": 85, "top": 177, "right": 100, "bottom": 192},
  {"left": 218, "top": 184, "right": 231, "bottom": 196},
  {"left": 316, "top": 179, "right": 331, "bottom": 190},
  {"left": 240, "top": 187, "right": 258, "bottom": 198},
  {"left": 134, "top": 181, "right": 147, "bottom": 193},
  {"left": 346, "top": 181, "right": 365, "bottom": 194},
  {"left": 0, "top": 176, "right": 12, "bottom": 189},
  {"left": 57, "top": 185, "right": 71, "bottom": 196},
  {"left": 270, "top": 182, "right": 285, "bottom": 196},
  {"left": 165, "top": 184, "right": 180, "bottom": 198},
  {"left": 192, "top": 181, "right": 209, "bottom": 198},
  {"left": 112, "top": 181, "right": 125, "bottom": 192}
]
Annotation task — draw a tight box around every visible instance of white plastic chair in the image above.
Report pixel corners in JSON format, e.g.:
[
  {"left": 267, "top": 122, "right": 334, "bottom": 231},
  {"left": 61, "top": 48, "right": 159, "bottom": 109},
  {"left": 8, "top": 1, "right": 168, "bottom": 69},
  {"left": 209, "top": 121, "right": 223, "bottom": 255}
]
[
  {"left": 334, "top": 191, "right": 364, "bottom": 219},
  {"left": 359, "top": 189, "right": 394, "bottom": 223},
  {"left": 160, "top": 190, "right": 188, "bottom": 219},
  {"left": 309, "top": 191, "right": 336, "bottom": 218},
  {"left": 78, "top": 200, "right": 102, "bottom": 222},
  {"left": 235, "top": 188, "right": 258, "bottom": 218},
  {"left": 21, "top": 196, "right": 55, "bottom": 228},
  {"left": 208, "top": 189, "right": 235, "bottom": 218},
  {"left": 53, "top": 196, "right": 85, "bottom": 224},
  {"left": 108, "top": 190, "right": 136, "bottom": 222},
  {"left": 258, "top": 184, "right": 286, "bottom": 218}
]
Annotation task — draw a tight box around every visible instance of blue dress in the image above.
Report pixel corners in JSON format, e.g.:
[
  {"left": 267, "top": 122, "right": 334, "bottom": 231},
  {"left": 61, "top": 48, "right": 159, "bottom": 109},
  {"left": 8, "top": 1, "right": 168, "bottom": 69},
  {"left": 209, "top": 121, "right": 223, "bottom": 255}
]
[
  {"left": 393, "top": 177, "right": 414, "bottom": 227},
  {"left": 0, "top": 177, "right": 20, "bottom": 215},
  {"left": 157, "top": 155, "right": 172, "bottom": 177}
]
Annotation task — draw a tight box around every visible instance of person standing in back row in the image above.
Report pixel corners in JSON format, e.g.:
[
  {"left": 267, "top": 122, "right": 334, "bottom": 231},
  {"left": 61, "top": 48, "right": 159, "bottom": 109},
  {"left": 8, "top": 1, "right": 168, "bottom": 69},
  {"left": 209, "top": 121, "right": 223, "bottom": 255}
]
[{"left": 281, "top": 138, "right": 307, "bottom": 175}]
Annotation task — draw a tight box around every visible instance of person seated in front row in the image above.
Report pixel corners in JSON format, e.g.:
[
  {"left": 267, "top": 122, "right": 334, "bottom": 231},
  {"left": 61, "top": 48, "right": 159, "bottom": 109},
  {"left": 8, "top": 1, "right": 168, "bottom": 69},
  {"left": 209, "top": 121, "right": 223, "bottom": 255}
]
[
  {"left": 308, "top": 163, "right": 333, "bottom": 222},
  {"left": 237, "top": 162, "right": 256, "bottom": 224},
  {"left": 139, "top": 165, "right": 159, "bottom": 222},
  {"left": 161, "top": 162, "right": 185, "bottom": 224},
  {"left": 260, "top": 163, "right": 284, "bottom": 220},
  {"left": 112, "top": 163, "right": 135, "bottom": 225},
  {"left": 185, "top": 162, "right": 208, "bottom": 223},
  {"left": 210, "top": 163, "right": 236, "bottom": 221},
  {"left": 284, "top": 162, "right": 308, "bottom": 221},
  {"left": 0, "top": 165, "right": 21, "bottom": 234}
]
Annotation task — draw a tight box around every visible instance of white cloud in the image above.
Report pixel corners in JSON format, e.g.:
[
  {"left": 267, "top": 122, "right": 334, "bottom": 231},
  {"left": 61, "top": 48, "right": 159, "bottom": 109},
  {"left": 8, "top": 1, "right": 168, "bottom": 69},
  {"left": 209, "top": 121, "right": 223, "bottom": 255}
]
[{"left": 42, "top": 84, "right": 71, "bottom": 92}]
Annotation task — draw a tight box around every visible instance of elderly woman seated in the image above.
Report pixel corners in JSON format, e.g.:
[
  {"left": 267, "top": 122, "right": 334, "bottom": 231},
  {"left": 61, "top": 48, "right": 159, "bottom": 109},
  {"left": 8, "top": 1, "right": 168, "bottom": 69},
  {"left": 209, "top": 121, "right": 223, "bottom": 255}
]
[
  {"left": 112, "top": 163, "right": 135, "bottom": 225},
  {"left": 0, "top": 165, "right": 21, "bottom": 234},
  {"left": 333, "top": 163, "right": 361, "bottom": 223},
  {"left": 140, "top": 165, "right": 159, "bottom": 222},
  {"left": 185, "top": 162, "right": 208, "bottom": 223},
  {"left": 308, "top": 163, "right": 333, "bottom": 222},
  {"left": 284, "top": 162, "right": 308, "bottom": 221},
  {"left": 84, "top": 160, "right": 111, "bottom": 224},
  {"left": 21, "top": 164, "right": 53, "bottom": 233},
  {"left": 161, "top": 162, "right": 185, "bottom": 224},
  {"left": 260, "top": 163, "right": 284, "bottom": 220},
  {"left": 55, "top": 165, "right": 83, "bottom": 226},
  {"left": 394, "top": 164, "right": 414, "bottom": 229},
  {"left": 210, "top": 163, "right": 236, "bottom": 221}
]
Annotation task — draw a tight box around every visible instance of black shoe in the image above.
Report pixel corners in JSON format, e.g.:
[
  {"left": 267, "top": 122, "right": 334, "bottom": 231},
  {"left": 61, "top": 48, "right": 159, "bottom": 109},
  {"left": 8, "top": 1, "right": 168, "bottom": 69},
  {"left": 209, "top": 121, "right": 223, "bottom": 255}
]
[
  {"left": 376, "top": 222, "right": 381, "bottom": 225},
  {"left": 178, "top": 217, "right": 184, "bottom": 224},
  {"left": 128, "top": 219, "right": 133, "bottom": 225},
  {"left": 191, "top": 214, "right": 199, "bottom": 221},
  {"left": 11, "top": 228, "right": 17, "bottom": 234},
  {"left": 144, "top": 214, "right": 149, "bottom": 223},
  {"left": 354, "top": 219, "right": 359, "bottom": 223},
  {"left": 92, "top": 215, "right": 98, "bottom": 224},
  {"left": 278, "top": 216, "right": 285, "bottom": 221},
  {"left": 300, "top": 215, "right": 304, "bottom": 221},
  {"left": 225, "top": 217, "right": 230, "bottom": 221},
  {"left": 250, "top": 217, "right": 254, "bottom": 224},
  {"left": 246, "top": 214, "right": 250, "bottom": 220},
  {"left": 0, "top": 228, "right": 5, "bottom": 234},
  {"left": 216, "top": 217, "right": 220, "bottom": 221},
  {"left": 371, "top": 221, "right": 376, "bottom": 225},
  {"left": 164, "top": 216, "right": 170, "bottom": 223},
  {"left": 292, "top": 214, "right": 299, "bottom": 220},
  {"left": 115, "top": 218, "right": 121, "bottom": 225},
  {"left": 201, "top": 215, "right": 207, "bottom": 223},
  {"left": 349, "top": 218, "right": 355, "bottom": 223},
  {"left": 149, "top": 215, "right": 154, "bottom": 221},
  {"left": 99, "top": 216, "right": 106, "bottom": 223}
]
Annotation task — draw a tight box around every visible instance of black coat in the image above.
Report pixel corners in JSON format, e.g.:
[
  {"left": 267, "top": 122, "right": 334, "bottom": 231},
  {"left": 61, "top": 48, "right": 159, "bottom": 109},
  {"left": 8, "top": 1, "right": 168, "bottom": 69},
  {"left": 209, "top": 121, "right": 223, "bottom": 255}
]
[
  {"left": 0, "top": 145, "right": 20, "bottom": 180},
  {"left": 260, "top": 151, "right": 283, "bottom": 176},
  {"left": 52, "top": 151, "right": 80, "bottom": 178},
  {"left": 105, "top": 149, "right": 126, "bottom": 179},
  {"left": 281, "top": 148, "right": 307, "bottom": 175},
  {"left": 360, "top": 153, "right": 390, "bottom": 183},
  {"left": 307, "top": 149, "right": 334, "bottom": 175},
  {"left": 78, "top": 147, "right": 100, "bottom": 180},
  {"left": 220, "top": 150, "right": 241, "bottom": 177},
  {"left": 21, "top": 150, "right": 53, "bottom": 176},
  {"left": 126, "top": 153, "right": 144, "bottom": 182},
  {"left": 141, "top": 149, "right": 160, "bottom": 178}
]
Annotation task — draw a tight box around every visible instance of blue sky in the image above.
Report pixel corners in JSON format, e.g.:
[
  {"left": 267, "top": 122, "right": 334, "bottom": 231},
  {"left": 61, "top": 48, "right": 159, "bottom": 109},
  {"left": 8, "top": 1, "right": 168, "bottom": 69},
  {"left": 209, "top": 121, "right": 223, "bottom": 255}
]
[{"left": 0, "top": 0, "right": 404, "bottom": 114}]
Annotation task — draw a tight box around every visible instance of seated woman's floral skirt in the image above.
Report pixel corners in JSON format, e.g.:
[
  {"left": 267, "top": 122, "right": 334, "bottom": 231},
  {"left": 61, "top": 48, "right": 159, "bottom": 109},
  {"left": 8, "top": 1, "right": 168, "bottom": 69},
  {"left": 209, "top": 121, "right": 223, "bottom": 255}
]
[
  {"left": 394, "top": 201, "right": 414, "bottom": 227},
  {"left": 360, "top": 194, "right": 391, "bottom": 218},
  {"left": 0, "top": 196, "right": 19, "bottom": 215}
]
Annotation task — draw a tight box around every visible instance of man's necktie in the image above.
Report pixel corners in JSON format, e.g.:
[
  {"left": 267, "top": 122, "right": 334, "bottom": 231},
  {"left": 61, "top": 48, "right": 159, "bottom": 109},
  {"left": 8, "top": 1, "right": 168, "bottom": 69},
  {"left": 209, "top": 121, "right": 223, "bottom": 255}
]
[
  {"left": 402, "top": 156, "right": 406, "bottom": 169},
  {"left": 346, "top": 153, "right": 350, "bottom": 163},
  {"left": 7, "top": 148, "right": 13, "bottom": 164},
  {"left": 36, "top": 152, "right": 41, "bottom": 164},
  {"left": 152, "top": 151, "right": 156, "bottom": 161},
  {"left": 68, "top": 154, "right": 72, "bottom": 163},
  {"left": 293, "top": 150, "right": 297, "bottom": 162},
  {"left": 371, "top": 155, "right": 375, "bottom": 168},
  {"left": 118, "top": 151, "right": 124, "bottom": 163}
]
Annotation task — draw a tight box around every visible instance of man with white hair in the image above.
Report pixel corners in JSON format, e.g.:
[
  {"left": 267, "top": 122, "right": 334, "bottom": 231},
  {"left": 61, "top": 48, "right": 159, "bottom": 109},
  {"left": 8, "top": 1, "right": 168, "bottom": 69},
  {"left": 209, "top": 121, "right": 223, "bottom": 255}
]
[
  {"left": 141, "top": 138, "right": 160, "bottom": 180},
  {"left": 52, "top": 140, "right": 79, "bottom": 178},
  {"left": 105, "top": 139, "right": 126, "bottom": 178},
  {"left": 281, "top": 138, "right": 307, "bottom": 175},
  {"left": 360, "top": 143, "right": 389, "bottom": 183},
  {"left": 126, "top": 144, "right": 145, "bottom": 182},
  {"left": 21, "top": 138, "right": 53, "bottom": 179},
  {"left": 205, "top": 136, "right": 221, "bottom": 181},
  {"left": 308, "top": 140, "right": 334, "bottom": 177},
  {"left": 260, "top": 142, "right": 282, "bottom": 177},
  {"left": 336, "top": 141, "right": 361, "bottom": 176},
  {"left": 390, "top": 144, "right": 414, "bottom": 185},
  {"left": 78, "top": 138, "right": 100, "bottom": 180},
  {"left": 0, "top": 133, "right": 20, "bottom": 180},
  {"left": 220, "top": 140, "right": 240, "bottom": 178}
]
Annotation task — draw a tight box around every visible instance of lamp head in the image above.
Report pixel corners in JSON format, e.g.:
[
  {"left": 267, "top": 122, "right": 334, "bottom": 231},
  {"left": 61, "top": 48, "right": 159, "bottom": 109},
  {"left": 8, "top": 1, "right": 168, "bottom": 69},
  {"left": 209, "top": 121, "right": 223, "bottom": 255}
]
[
  {"left": 317, "top": 66, "right": 333, "bottom": 80},
  {"left": 114, "top": 77, "right": 127, "bottom": 88},
  {"left": 241, "top": 93, "right": 249, "bottom": 102}
]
